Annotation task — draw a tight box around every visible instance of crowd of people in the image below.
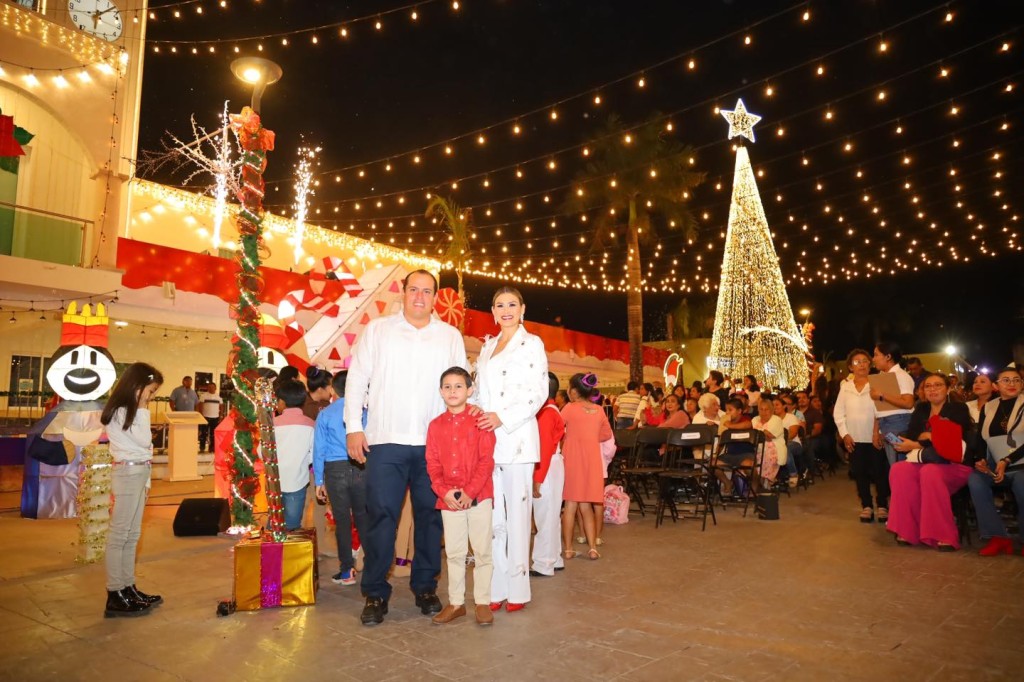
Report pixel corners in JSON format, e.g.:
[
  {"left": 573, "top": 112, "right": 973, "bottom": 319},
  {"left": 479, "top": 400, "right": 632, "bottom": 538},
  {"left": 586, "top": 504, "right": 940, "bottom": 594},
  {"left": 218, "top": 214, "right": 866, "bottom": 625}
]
[{"left": 95, "top": 272, "right": 1024, "bottom": 621}]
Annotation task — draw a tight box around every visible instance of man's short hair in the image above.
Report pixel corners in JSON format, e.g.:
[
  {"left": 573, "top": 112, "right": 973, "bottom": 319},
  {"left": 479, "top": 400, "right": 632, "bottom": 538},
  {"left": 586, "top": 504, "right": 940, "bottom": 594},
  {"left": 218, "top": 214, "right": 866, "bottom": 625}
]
[
  {"left": 276, "top": 379, "right": 308, "bottom": 408},
  {"left": 403, "top": 269, "right": 438, "bottom": 292},
  {"left": 708, "top": 370, "right": 724, "bottom": 386},
  {"left": 182, "top": 376, "right": 192, "bottom": 382},
  {"left": 626, "top": 381, "right": 639, "bottom": 391},
  {"left": 331, "top": 370, "right": 348, "bottom": 397},
  {"left": 439, "top": 366, "right": 473, "bottom": 388}
]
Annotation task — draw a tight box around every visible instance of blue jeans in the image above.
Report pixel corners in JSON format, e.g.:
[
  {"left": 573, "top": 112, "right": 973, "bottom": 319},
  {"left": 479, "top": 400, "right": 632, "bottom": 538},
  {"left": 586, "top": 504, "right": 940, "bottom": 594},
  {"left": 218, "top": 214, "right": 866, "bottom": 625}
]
[
  {"left": 324, "top": 459, "right": 369, "bottom": 572},
  {"left": 614, "top": 418, "right": 633, "bottom": 430},
  {"left": 282, "top": 486, "right": 307, "bottom": 530},
  {"left": 878, "top": 413, "right": 912, "bottom": 466},
  {"left": 967, "top": 466, "right": 1024, "bottom": 539},
  {"left": 360, "top": 443, "right": 442, "bottom": 600},
  {"left": 785, "top": 441, "right": 801, "bottom": 478}
]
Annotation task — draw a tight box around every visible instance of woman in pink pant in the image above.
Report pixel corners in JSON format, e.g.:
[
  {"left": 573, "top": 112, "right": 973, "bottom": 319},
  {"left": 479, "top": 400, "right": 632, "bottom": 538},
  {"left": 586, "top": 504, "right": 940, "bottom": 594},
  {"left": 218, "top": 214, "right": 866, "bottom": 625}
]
[{"left": 886, "top": 374, "right": 979, "bottom": 551}]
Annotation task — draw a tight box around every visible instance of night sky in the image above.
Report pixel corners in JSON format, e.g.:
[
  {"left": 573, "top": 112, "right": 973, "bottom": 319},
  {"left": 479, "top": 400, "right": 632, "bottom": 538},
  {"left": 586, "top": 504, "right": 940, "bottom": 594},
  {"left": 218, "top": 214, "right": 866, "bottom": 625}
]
[{"left": 137, "top": 0, "right": 1024, "bottom": 370}]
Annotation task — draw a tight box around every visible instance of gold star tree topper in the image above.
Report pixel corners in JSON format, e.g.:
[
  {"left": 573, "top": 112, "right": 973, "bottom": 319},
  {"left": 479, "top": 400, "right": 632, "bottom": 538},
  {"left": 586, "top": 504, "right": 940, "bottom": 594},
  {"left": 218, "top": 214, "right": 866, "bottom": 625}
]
[{"left": 721, "top": 98, "right": 762, "bottom": 143}]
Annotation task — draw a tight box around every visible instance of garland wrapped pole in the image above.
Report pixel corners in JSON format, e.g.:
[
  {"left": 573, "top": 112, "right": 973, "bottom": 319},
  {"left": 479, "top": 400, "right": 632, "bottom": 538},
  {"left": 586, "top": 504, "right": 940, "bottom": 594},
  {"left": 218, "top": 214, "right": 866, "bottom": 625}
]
[
  {"left": 226, "top": 105, "right": 275, "bottom": 527},
  {"left": 255, "top": 378, "right": 286, "bottom": 541}
]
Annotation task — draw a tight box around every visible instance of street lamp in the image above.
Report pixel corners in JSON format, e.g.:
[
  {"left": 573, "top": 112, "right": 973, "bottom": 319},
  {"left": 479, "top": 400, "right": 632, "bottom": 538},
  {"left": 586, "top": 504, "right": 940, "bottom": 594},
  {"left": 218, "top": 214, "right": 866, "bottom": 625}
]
[
  {"left": 799, "top": 308, "right": 811, "bottom": 324},
  {"left": 231, "top": 57, "right": 283, "bottom": 113}
]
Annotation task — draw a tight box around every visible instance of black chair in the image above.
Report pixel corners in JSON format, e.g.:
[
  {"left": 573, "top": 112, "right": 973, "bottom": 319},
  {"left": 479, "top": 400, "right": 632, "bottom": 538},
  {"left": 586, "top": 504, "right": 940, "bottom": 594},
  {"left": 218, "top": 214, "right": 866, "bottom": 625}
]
[
  {"left": 712, "top": 429, "right": 766, "bottom": 518},
  {"left": 621, "top": 427, "right": 670, "bottom": 516},
  {"left": 655, "top": 425, "right": 719, "bottom": 530},
  {"left": 607, "top": 429, "right": 638, "bottom": 484}
]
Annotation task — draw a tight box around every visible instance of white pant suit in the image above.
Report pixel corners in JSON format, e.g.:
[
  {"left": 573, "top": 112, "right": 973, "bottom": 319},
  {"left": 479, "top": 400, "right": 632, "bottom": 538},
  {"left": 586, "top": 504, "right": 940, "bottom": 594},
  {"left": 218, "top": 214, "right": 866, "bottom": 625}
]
[{"left": 473, "top": 326, "right": 549, "bottom": 605}]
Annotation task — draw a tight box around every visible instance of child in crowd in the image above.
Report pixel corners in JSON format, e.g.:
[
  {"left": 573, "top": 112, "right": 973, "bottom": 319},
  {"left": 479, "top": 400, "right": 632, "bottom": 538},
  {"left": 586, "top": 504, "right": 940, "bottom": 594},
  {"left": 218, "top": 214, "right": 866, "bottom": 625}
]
[
  {"left": 314, "top": 371, "right": 369, "bottom": 585},
  {"left": 273, "top": 379, "right": 315, "bottom": 530},
  {"left": 303, "top": 365, "right": 332, "bottom": 420},
  {"left": 531, "top": 373, "right": 567, "bottom": 577},
  {"left": 101, "top": 362, "right": 164, "bottom": 617},
  {"left": 715, "top": 397, "right": 755, "bottom": 497},
  {"left": 560, "top": 373, "right": 612, "bottom": 561},
  {"left": 425, "top": 367, "right": 496, "bottom": 626}
]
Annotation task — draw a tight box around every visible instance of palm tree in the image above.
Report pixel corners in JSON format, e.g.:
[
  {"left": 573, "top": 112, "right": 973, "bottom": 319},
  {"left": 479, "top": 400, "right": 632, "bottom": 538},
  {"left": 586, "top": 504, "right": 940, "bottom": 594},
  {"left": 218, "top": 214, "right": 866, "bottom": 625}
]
[
  {"left": 566, "top": 114, "right": 705, "bottom": 383},
  {"left": 425, "top": 195, "right": 473, "bottom": 330}
]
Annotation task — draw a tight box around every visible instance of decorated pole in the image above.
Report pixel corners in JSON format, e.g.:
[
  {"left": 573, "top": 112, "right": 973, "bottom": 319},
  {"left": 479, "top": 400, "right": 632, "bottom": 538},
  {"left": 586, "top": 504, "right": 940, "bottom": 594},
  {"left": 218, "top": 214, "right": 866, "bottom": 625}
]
[{"left": 226, "top": 106, "right": 275, "bottom": 527}]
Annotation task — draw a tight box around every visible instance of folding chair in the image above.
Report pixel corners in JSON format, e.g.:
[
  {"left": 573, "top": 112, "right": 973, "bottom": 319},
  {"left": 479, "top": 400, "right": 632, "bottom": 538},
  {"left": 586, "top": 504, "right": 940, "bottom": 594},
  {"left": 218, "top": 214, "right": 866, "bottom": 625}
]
[
  {"left": 607, "top": 429, "right": 638, "bottom": 484},
  {"left": 712, "top": 429, "right": 766, "bottom": 518},
  {"left": 655, "top": 425, "right": 719, "bottom": 530},
  {"left": 621, "top": 427, "right": 670, "bottom": 516}
]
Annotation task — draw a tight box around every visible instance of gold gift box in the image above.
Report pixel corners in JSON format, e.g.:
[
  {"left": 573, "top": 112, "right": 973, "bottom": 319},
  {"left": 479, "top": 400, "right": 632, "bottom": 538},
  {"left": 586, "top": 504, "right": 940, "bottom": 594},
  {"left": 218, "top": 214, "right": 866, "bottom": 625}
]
[{"left": 234, "top": 529, "right": 319, "bottom": 611}]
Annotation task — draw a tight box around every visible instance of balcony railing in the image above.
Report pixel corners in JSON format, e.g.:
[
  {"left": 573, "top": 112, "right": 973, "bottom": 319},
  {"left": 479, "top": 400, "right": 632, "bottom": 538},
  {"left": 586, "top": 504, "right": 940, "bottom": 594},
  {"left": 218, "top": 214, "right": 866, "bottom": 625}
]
[{"left": 0, "top": 201, "right": 90, "bottom": 267}]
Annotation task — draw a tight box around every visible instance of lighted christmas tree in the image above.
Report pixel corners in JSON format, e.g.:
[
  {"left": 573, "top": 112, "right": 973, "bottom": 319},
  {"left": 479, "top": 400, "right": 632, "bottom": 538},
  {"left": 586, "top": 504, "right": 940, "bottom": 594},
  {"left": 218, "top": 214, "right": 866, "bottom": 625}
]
[{"left": 708, "top": 99, "right": 809, "bottom": 390}]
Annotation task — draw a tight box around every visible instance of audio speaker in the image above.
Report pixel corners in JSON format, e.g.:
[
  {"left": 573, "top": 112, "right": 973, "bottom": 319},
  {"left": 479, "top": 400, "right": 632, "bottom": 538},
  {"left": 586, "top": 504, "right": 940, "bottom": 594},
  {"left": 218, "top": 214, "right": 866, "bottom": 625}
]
[{"left": 173, "top": 498, "right": 230, "bottom": 536}]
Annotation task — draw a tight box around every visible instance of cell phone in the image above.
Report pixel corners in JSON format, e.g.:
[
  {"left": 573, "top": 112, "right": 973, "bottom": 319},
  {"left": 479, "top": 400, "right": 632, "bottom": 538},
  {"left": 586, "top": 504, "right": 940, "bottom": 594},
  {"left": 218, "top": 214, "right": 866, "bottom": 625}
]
[
  {"left": 883, "top": 432, "right": 902, "bottom": 445},
  {"left": 453, "top": 491, "right": 462, "bottom": 500}
]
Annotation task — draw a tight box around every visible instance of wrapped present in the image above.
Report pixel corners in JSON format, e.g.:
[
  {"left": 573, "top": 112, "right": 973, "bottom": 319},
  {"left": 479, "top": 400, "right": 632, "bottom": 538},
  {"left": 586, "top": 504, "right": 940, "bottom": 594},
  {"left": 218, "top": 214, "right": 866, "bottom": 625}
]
[{"left": 233, "top": 529, "right": 318, "bottom": 611}]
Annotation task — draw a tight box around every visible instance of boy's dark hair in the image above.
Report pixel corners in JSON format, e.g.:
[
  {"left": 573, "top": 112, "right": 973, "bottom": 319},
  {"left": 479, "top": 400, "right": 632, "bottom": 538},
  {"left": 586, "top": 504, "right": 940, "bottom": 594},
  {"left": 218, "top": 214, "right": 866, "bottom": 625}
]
[
  {"left": 440, "top": 366, "right": 473, "bottom": 388},
  {"left": 626, "top": 380, "right": 639, "bottom": 391},
  {"left": 547, "top": 372, "right": 559, "bottom": 401},
  {"left": 331, "top": 370, "right": 348, "bottom": 397},
  {"left": 708, "top": 370, "right": 725, "bottom": 386},
  {"left": 277, "top": 379, "right": 308, "bottom": 408},
  {"left": 725, "top": 397, "right": 746, "bottom": 412}
]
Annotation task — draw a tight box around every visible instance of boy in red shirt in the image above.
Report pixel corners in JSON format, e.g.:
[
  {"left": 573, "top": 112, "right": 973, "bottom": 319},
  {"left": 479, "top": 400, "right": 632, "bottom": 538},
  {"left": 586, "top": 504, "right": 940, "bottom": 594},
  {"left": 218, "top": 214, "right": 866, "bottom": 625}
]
[
  {"left": 425, "top": 366, "right": 496, "bottom": 626},
  {"left": 531, "top": 373, "right": 566, "bottom": 577}
]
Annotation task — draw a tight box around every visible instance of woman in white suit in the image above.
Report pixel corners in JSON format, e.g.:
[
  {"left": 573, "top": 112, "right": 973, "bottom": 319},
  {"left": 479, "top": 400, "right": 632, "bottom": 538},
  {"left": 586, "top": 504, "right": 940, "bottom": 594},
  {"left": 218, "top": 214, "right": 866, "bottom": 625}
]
[{"left": 473, "top": 287, "right": 549, "bottom": 613}]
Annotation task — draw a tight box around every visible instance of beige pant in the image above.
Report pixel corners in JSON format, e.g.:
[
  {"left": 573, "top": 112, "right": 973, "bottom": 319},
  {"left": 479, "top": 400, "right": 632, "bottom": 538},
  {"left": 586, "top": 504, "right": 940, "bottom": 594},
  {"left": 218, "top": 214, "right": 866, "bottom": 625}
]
[{"left": 441, "top": 499, "right": 493, "bottom": 606}]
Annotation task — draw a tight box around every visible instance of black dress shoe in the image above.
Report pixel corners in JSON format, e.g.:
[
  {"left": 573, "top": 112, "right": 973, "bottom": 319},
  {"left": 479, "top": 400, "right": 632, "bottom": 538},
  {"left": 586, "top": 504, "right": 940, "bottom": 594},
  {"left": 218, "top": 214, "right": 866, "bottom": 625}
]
[
  {"left": 414, "top": 591, "right": 442, "bottom": 615},
  {"left": 360, "top": 597, "right": 388, "bottom": 625},
  {"left": 104, "top": 589, "right": 150, "bottom": 618},
  {"left": 529, "top": 570, "right": 551, "bottom": 577},
  {"left": 126, "top": 584, "right": 163, "bottom": 607}
]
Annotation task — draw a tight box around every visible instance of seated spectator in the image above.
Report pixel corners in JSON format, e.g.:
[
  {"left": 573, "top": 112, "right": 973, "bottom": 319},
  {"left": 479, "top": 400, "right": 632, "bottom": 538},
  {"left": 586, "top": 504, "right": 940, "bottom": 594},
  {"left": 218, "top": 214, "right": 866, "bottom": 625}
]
[
  {"left": 797, "top": 390, "right": 825, "bottom": 470},
  {"left": 753, "top": 397, "right": 786, "bottom": 486},
  {"left": 672, "top": 385, "right": 686, "bottom": 401},
  {"left": 774, "top": 395, "right": 803, "bottom": 487},
  {"left": 688, "top": 384, "right": 702, "bottom": 401},
  {"left": 657, "top": 394, "right": 691, "bottom": 430},
  {"left": 683, "top": 397, "right": 699, "bottom": 421},
  {"left": 742, "top": 374, "right": 762, "bottom": 410},
  {"left": 641, "top": 387, "right": 666, "bottom": 427},
  {"left": 693, "top": 393, "right": 725, "bottom": 426},
  {"left": 887, "top": 374, "right": 979, "bottom": 551},
  {"left": 966, "top": 372, "right": 995, "bottom": 423},
  {"left": 967, "top": 367, "right": 1024, "bottom": 556},
  {"left": 713, "top": 397, "right": 754, "bottom": 496}
]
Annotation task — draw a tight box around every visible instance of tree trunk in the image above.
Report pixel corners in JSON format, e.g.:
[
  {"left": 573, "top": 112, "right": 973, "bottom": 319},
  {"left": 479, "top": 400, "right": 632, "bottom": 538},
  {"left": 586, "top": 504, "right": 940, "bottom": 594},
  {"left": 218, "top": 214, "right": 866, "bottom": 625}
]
[{"left": 627, "top": 200, "right": 644, "bottom": 384}]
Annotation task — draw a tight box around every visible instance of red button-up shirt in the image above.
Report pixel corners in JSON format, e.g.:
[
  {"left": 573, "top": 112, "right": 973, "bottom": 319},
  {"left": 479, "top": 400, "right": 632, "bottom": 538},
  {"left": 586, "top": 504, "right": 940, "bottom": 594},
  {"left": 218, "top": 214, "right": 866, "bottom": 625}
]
[
  {"left": 535, "top": 400, "right": 566, "bottom": 484},
  {"left": 425, "top": 410, "right": 496, "bottom": 509}
]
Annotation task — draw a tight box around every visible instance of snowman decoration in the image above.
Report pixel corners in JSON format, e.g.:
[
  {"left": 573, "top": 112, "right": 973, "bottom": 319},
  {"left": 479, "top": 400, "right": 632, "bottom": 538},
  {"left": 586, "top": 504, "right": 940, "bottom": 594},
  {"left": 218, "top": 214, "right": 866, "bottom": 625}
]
[{"left": 20, "top": 302, "right": 117, "bottom": 519}]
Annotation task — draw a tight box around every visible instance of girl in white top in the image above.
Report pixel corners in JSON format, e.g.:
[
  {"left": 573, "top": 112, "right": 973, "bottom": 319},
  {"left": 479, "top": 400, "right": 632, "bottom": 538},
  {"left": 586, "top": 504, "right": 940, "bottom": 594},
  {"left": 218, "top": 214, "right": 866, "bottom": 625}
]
[
  {"left": 473, "top": 287, "right": 548, "bottom": 611},
  {"left": 100, "top": 363, "right": 164, "bottom": 618},
  {"left": 966, "top": 372, "right": 995, "bottom": 423},
  {"left": 835, "top": 348, "right": 890, "bottom": 523},
  {"left": 752, "top": 398, "right": 786, "bottom": 483}
]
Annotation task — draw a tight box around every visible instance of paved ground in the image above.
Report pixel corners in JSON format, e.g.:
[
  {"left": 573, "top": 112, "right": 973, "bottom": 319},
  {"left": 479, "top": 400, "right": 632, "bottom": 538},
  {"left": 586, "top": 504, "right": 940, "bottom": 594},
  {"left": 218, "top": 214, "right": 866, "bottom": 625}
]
[{"left": 1, "top": 471, "right": 1022, "bottom": 681}]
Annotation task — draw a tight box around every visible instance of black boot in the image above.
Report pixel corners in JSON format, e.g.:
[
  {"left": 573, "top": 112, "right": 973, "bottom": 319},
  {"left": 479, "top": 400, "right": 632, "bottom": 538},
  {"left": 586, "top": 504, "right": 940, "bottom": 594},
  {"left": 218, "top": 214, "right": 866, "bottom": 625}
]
[
  {"left": 104, "top": 589, "right": 150, "bottom": 618},
  {"left": 126, "top": 584, "right": 163, "bottom": 607}
]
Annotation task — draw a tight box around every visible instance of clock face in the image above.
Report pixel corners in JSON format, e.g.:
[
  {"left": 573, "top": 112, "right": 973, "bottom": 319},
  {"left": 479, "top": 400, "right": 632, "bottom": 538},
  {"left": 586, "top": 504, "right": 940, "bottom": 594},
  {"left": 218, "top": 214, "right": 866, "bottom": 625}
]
[{"left": 68, "top": 0, "right": 123, "bottom": 42}]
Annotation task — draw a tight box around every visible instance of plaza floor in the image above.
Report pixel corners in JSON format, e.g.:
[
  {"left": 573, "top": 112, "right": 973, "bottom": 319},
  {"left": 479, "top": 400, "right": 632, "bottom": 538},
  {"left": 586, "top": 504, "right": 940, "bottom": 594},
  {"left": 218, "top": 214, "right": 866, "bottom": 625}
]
[{"left": 1, "top": 471, "right": 1022, "bottom": 681}]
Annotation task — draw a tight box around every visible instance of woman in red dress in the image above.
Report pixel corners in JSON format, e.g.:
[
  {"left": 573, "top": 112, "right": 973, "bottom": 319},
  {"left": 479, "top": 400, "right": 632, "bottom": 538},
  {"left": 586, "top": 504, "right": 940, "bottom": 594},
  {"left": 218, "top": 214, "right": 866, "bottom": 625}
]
[{"left": 560, "top": 373, "right": 612, "bottom": 561}]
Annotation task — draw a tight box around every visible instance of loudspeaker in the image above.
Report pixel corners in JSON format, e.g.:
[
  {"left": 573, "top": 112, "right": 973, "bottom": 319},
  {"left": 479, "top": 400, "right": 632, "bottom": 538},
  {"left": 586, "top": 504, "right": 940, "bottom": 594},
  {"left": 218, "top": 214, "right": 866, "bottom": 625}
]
[{"left": 173, "top": 498, "right": 230, "bottom": 536}]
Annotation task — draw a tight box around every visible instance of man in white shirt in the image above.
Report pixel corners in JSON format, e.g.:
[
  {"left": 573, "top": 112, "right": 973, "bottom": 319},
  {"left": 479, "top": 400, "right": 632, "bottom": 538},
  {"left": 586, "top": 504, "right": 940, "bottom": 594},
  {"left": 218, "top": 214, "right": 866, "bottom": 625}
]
[
  {"left": 198, "top": 383, "right": 223, "bottom": 453},
  {"left": 345, "top": 270, "right": 468, "bottom": 626}
]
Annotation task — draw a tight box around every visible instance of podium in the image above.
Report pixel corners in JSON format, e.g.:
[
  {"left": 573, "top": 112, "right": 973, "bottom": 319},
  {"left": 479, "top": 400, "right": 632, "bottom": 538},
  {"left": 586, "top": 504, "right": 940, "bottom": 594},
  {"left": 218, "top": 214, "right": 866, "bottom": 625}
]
[{"left": 165, "top": 412, "right": 207, "bottom": 482}]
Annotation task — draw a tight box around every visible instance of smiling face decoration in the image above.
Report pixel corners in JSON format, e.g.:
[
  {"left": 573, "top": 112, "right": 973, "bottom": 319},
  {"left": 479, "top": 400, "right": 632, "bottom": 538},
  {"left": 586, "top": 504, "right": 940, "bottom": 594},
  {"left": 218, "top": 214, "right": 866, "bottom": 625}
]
[{"left": 45, "top": 302, "right": 117, "bottom": 402}]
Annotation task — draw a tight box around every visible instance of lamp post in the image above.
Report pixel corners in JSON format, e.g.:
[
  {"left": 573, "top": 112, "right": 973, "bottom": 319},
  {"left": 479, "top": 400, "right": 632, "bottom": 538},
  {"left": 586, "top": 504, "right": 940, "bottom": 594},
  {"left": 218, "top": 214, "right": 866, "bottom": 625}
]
[
  {"left": 799, "top": 308, "right": 811, "bottom": 326},
  {"left": 231, "top": 57, "right": 283, "bottom": 113},
  {"left": 224, "top": 58, "right": 281, "bottom": 529}
]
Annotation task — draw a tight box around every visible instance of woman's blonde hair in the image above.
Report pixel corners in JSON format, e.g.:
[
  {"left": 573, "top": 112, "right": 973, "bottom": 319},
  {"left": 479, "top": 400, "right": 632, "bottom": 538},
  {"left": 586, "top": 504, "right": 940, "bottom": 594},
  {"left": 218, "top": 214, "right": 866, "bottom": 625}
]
[{"left": 492, "top": 286, "right": 524, "bottom": 306}]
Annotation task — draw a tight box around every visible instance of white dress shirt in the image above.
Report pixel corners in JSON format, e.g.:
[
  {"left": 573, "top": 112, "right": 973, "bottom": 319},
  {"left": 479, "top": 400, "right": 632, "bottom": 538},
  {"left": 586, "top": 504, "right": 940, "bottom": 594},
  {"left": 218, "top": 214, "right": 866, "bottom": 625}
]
[
  {"left": 344, "top": 312, "right": 467, "bottom": 446},
  {"left": 473, "top": 326, "right": 548, "bottom": 464},
  {"left": 834, "top": 376, "right": 876, "bottom": 443},
  {"left": 753, "top": 414, "right": 787, "bottom": 465}
]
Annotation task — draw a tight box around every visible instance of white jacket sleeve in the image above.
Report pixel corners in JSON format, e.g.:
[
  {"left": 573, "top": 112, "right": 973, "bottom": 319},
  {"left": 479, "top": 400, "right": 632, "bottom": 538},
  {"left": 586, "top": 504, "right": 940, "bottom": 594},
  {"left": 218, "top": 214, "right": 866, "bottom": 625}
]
[
  {"left": 344, "top": 320, "right": 376, "bottom": 434},
  {"left": 833, "top": 388, "right": 849, "bottom": 439},
  {"left": 497, "top": 336, "right": 549, "bottom": 434}
]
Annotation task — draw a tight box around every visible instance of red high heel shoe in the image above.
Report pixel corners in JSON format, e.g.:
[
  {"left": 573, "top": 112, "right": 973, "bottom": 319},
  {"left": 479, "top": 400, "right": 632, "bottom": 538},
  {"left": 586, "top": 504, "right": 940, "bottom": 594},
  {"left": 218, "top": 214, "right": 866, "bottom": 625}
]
[
  {"left": 489, "top": 601, "right": 504, "bottom": 612},
  {"left": 979, "top": 537, "right": 1013, "bottom": 557},
  {"left": 505, "top": 602, "right": 525, "bottom": 612}
]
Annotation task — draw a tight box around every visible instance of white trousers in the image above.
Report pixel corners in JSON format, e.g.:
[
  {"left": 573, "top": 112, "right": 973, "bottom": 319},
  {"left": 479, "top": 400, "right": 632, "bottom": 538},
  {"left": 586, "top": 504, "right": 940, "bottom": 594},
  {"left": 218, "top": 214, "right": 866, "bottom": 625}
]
[
  {"left": 491, "top": 462, "right": 533, "bottom": 604},
  {"left": 441, "top": 500, "right": 493, "bottom": 606},
  {"left": 531, "top": 453, "right": 564, "bottom": 575}
]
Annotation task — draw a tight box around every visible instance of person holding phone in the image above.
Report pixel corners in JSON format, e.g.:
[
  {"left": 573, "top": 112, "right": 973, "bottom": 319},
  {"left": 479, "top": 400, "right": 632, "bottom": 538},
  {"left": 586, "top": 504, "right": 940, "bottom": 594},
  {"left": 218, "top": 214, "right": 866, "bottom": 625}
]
[{"left": 834, "top": 349, "right": 889, "bottom": 523}]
